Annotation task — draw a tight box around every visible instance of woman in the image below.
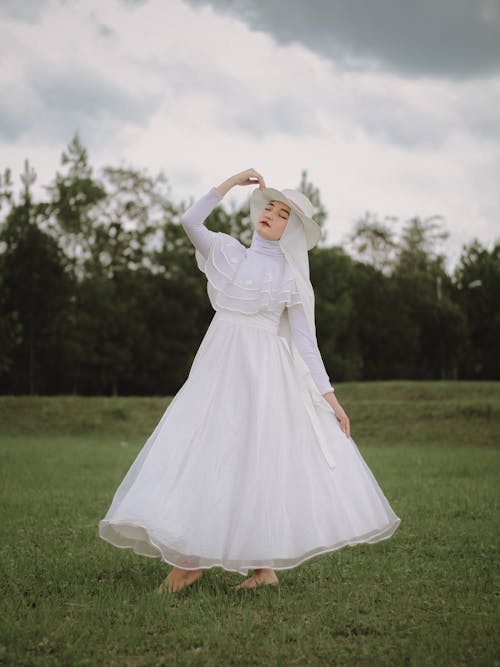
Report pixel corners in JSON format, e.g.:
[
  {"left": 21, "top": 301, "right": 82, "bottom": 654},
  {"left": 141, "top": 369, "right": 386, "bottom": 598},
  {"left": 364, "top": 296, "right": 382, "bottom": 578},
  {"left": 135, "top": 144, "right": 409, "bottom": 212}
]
[{"left": 98, "top": 168, "right": 401, "bottom": 593}]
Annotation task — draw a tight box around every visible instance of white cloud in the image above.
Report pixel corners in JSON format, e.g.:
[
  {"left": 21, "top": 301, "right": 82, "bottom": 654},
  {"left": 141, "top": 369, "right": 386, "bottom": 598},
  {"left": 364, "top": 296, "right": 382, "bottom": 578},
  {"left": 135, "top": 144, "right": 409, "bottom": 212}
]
[{"left": 0, "top": 0, "right": 498, "bottom": 273}]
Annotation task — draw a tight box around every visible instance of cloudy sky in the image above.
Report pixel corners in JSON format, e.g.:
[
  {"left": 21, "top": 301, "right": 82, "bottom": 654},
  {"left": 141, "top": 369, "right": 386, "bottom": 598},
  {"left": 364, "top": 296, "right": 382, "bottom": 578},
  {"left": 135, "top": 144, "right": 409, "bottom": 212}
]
[{"left": 1, "top": 0, "right": 499, "bottom": 270}]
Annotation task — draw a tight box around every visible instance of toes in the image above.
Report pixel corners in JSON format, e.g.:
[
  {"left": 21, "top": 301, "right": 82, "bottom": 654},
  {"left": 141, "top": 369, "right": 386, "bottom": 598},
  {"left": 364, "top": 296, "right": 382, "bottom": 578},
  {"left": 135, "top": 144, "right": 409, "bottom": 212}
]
[
  {"left": 233, "top": 573, "right": 279, "bottom": 590},
  {"left": 157, "top": 569, "right": 202, "bottom": 594},
  {"left": 156, "top": 582, "right": 170, "bottom": 595},
  {"left": 232, "top": 575, "right": 257, "bottom": 590}
]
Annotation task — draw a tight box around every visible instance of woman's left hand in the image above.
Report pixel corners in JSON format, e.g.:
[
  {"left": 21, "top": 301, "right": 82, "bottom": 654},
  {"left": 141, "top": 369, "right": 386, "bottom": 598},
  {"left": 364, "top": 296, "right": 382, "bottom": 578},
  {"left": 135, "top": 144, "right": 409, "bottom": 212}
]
[
  {"left": 323, "top": 392, "right": 350, "bottom": 438},
  {"left": 333, "top": 403, "right": 350, "bottom": 438}
]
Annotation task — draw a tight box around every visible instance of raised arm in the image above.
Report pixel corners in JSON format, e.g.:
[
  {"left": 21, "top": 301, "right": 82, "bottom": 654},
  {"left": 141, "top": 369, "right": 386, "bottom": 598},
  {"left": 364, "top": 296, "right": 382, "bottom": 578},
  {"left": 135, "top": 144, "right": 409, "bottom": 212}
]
[
  {"left": 180, "top": 187, "right": 222, "bottom": 260},
  {"left": 180, "top": 168, "right": 266, "bottom": 260}
]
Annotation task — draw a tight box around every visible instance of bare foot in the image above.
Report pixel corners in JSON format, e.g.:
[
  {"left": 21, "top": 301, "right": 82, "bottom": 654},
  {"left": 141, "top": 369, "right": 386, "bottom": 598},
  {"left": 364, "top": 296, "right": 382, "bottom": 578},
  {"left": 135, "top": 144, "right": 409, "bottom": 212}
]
[
  {"left": 232, "top": 568, "right": 279, "bottom": 590},
  {"left": 156, "top": 566, "right": 203, "bottom": 594}
]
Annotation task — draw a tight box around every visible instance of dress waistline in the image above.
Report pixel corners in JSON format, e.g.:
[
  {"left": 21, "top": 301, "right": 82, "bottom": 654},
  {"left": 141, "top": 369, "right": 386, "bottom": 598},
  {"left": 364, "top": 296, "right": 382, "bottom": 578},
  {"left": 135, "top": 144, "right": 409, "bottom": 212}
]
[{"left": 213, "top": 309, "right": 279, "bottom": 334}]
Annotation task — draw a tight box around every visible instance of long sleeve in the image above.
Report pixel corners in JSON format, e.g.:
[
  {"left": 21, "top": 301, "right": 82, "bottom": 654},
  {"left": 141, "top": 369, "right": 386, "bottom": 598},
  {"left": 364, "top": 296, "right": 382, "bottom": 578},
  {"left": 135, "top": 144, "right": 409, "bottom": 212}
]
[
  {"left": 287, "top": 302, "right": 334, "bottom": 395},
  {"left": 180, "top": 187, "right": 222, "bottom": 260}
]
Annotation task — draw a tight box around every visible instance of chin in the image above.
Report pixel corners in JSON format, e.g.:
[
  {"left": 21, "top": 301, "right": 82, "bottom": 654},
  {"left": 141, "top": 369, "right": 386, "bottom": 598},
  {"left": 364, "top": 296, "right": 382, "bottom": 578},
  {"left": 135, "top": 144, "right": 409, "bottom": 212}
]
[{"left": 258, "top": 225, "right": 276, "bottom": 239}]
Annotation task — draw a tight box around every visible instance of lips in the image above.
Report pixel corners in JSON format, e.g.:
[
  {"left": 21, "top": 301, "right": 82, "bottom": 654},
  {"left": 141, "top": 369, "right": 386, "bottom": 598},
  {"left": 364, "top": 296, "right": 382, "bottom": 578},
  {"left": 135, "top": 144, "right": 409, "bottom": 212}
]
[{"left": 260, "top": 221, "right": 270, "bottom": 227}]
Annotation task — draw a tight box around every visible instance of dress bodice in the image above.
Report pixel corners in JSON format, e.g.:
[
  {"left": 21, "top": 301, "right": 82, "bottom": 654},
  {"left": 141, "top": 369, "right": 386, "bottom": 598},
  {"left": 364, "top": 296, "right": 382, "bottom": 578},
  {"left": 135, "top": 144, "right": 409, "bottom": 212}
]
[{"left": 194, "top": 229, "right": 302, "bottom": 320}]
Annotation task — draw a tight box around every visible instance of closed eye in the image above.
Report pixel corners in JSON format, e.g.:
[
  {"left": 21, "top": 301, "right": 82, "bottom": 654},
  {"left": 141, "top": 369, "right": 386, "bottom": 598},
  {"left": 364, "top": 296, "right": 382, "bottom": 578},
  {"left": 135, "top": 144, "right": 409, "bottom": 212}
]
[{"left": 266, "top": 203, "right": 289, "bottom": 219}]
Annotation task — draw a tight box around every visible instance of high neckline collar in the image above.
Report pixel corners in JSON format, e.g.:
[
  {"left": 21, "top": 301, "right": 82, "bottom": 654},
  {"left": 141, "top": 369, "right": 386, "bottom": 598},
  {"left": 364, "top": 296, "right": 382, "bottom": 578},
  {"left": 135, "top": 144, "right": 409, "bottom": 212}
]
[{"left": 249, "top": 229, "right": 284, "bottom": 257}]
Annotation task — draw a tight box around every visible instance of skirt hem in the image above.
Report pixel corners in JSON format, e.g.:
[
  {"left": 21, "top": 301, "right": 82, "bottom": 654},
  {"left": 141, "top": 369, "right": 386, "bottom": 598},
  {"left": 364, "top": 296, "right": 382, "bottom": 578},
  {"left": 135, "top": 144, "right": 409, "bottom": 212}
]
[{"left": 98, "top": 516, "right": 402, "bottom": 576}]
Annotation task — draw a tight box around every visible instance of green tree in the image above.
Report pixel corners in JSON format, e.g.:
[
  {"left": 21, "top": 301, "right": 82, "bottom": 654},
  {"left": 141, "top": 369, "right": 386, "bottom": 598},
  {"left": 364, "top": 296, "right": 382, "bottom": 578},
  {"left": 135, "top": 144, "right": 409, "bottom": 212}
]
[
  {"left": 0, "top": 161, "right": 72, "bottom": 394},
  {"left": 454, "top": 239, "right": 500, "bottom": 379},
  {"left": 91, "top": 166, "right": 174, "bottom": 278},
  {"left": 0, "top": 168, "right": 22, "bottom": 375},
  {"left": 393, "top": 216, "right": 464, "bottom": 379},
  {"left": 347, "top": 212, "right": 399, "bottom": 275},
  {"left": 311, "top": 247, "right": 362, "bottom": 381},
  {"left": 298, "top": 169, "right": 328, "bottom": 231},
  {"left": 45, "top": 132, "right": 107, "bottom": 279}
]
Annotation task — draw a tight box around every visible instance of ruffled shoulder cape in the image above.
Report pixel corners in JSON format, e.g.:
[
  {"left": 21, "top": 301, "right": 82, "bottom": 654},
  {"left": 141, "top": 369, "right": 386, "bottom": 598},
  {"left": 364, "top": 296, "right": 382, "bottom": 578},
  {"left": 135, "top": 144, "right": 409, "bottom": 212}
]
[{"left": 195, "top": 231, "right": 303, "bottom": 313}]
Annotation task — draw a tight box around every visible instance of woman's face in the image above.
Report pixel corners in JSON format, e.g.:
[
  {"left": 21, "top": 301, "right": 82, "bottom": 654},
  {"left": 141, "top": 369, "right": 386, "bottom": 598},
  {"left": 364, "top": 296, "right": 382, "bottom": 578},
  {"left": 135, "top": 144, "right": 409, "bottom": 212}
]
[{"left": 257, "top": 200, "right": 291, "bottom": 240}]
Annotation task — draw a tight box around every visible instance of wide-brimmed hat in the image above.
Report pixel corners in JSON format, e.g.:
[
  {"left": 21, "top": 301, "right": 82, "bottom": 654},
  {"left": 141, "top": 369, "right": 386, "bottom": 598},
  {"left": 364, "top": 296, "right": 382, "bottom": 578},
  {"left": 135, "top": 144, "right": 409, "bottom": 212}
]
[{"left": 250, "top": 187, "right": 321, "bottom": 250}]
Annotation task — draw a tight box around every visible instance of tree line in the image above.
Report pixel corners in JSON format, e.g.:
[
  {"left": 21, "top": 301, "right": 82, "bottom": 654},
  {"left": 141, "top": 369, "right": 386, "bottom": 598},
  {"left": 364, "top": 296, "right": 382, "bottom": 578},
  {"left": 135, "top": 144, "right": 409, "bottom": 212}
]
[{"left": 0, "top": 134, "right": 498, "bottom": 395}]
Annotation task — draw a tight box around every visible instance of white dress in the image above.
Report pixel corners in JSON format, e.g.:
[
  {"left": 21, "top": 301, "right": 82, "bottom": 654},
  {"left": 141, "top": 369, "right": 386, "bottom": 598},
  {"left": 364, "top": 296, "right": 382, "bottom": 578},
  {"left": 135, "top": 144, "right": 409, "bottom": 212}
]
[{"left": 98, "top": 187, "right": 401, "bottom": 575}]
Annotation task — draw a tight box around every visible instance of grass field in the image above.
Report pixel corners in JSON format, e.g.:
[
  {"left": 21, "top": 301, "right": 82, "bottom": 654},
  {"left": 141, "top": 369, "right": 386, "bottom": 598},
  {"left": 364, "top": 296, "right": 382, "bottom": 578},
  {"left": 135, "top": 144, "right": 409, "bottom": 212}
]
[{"left": 0, "top": 381, "right": 498, "bottom": 666}]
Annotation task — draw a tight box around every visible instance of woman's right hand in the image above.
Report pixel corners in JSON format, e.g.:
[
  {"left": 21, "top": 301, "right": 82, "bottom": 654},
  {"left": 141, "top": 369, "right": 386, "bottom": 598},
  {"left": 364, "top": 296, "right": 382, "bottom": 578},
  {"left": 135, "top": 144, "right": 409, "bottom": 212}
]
[
  {"left": 216, "top": 169, "right": 266, "bottom": 197},
  {"left": 231, "top": 168, "right": 266, "bottom": 189}
]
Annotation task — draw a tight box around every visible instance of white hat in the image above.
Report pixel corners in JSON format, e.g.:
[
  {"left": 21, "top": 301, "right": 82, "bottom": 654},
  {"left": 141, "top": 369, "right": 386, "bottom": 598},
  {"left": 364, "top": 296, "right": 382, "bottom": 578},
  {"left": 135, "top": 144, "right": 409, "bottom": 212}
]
[{"left": 250, "top": 187, "right": 321, "bottom": 251}]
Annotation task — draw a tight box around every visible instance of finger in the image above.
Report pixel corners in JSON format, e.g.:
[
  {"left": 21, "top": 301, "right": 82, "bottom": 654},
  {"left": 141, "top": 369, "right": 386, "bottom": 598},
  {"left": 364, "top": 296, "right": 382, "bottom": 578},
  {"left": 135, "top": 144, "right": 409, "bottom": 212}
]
[
  {"left": 248, "top": 175, "right": 264, "bottom": 187},
  {"left": 248, "top": 169, "right": 260, "bottom": 179},
  {"left": 249, "top": 173, "right": 265, "bottom": 189},
  {"left": 249, "top": 169, "right": 265, "bottom": 188}
]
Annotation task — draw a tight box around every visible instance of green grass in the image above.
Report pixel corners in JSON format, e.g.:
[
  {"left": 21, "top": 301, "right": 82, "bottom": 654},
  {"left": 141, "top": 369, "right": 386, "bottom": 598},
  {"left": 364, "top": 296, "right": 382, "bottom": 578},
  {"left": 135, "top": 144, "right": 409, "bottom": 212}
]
[{"left": 0, "top": 381, "right": 498, "bottom": 666}]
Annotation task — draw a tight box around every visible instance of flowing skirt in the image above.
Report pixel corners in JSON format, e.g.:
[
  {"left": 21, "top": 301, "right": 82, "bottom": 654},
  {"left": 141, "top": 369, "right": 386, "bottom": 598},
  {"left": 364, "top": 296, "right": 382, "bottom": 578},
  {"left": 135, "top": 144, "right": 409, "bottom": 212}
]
[{"left": 98, "top": 309, "right": 400, "bottom": 575}]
